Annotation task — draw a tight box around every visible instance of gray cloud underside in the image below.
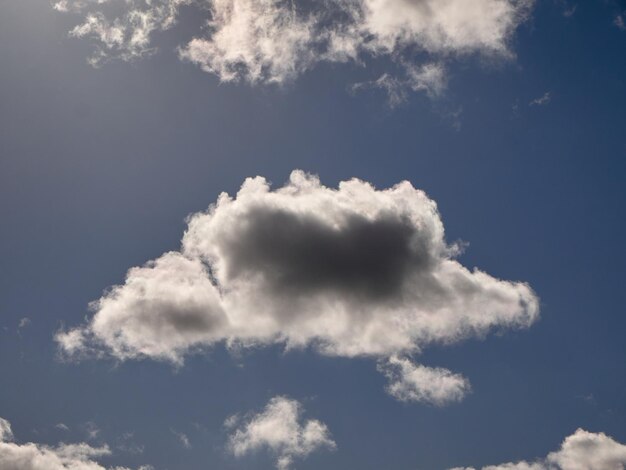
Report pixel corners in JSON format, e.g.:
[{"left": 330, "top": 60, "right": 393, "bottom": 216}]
[
  {"left": 54, "top": 0, "right": 534, "bottom": 99},
  {"left": 451, "top": 428, "right": 626, "bottom": 470},
  {"left": 57, "top": 170, "right": 538, "bottom": 404}
]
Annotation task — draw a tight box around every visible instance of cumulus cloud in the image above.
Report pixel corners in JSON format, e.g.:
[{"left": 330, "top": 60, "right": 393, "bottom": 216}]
[
  {"left": 57, "top": 170, "right": 539, "bottom": 401},
  {"left": 0, "top": 417, "right": 149, "bottom": 470},
  {"left": 450, "top": 428, "right": 626, "bottom": 470},
  {"left": 378, "top": 356, "right": 470, "bottom": 405},
  {"left": 180, "top": 0, "right": 320, "bottom": 84},
  {"left": 55, "top": 0, "right": 533, "bottom": 95},
  {"left": 227, "top": 396, "right": 335, "bottom": 470}
]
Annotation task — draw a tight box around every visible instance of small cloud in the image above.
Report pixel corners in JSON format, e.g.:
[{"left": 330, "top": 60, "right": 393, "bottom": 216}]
[
  {"left": 118, "top": 431, "right": 145, "bottom": 455},
  {"left": 18, "top": 317, "right": 31, "bottom": 329},
  {"left": 351, "top": 63, "right": 447, "bottom": 107},
  {"left": 441, "top": 106, "right": 463, "bottom": 131},
  {"left": 530, "top": 91, "right": 552, "bottom": 106},
  {"left": 577, "top": 393, "right": 596, "bottom": 405},
  {"left": 171, "top": 429, "right": 191, "bottom": 449},
  {"left": 511, "top": 99, "right": 521, "bottom": 118},
  {"left": 85, "top": 421, "right": 100, "bottom": 440},
  {"left": 223, "top": 414, "right": 240, "bottom": 430},
  {"left": 615, "top": 14, "right": 626, "bottom": 31},
  {"left": 563, "top": 4, "right": 577, "bottom": 17},
  {"left": 55, "top": 423, "right": 70, "bottom": 431},
  {"left": 378, "top": 356, "right": 471, "bottom": 406},
  {"left": 228, "top": 396, "right": 335, "bottom": 470}
]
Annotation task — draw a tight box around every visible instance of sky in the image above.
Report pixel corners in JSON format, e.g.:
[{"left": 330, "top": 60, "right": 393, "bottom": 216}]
[{"left": 1, "top": 0, "right": 626, "bottom": 469}]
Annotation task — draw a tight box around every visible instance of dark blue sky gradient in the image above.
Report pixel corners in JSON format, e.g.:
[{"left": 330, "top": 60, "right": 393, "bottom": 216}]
[{"left": 1, "top": 1, "right": 625, "bottom": 469}]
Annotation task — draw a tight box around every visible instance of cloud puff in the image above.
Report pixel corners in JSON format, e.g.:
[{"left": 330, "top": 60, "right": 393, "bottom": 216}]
[
  {"left": 0, "top": 417, "right": 149, "bottom": 470},
  {"left": 180, "top": 0, "right": 321, "bottom": 84},
  {"left": 55, "top": 0, "right": 533, "bottom": 95},
  {"left": 227, "top": 396, "right": 335, "bottom": 470},
  {"left": 378, "top": 356, "right": 470, "bottom": 406},
  {"left": 171, "top": 429, "right": 191, "bottom": 449},
  {"left": 529, "top": 91, "right": 551, "bottom": 106},
  {"left": 57, "top": 170, "right": 539, "bottom": 400},
  {"left": 451, "top": 428, "right": 626, "bottom": 470}
]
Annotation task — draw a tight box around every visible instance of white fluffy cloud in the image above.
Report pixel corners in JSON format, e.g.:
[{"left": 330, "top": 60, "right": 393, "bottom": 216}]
[
  {"left": 227, "top": 396, "right": 335, "bottom": 470},
  {"left": 55, "top": 0, "right": 533, "bottom": 95},
  {"left": 0, "top": 417, "right": 149, "bottom": 470},
  {"left": 57, "top": 170, "right": 539, "bottom": 401},
  {"left": 180, "top": 0, "right": 320, "bottom": 84},
  {"left": 451, "top": 428, "right": 626, "bottom": 470},
  {"left": 378, "top": 356, "right": 470, "bottom": 406}
]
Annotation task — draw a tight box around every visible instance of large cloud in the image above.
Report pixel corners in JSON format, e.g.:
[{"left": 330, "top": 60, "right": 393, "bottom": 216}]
[
  {"left": 57, "top": 170, "right": 539, "bottom": 401},
  {"left": 451, "top": 428, "right": 626, "bottom": 470},
  {"left": 0, "top": 417, "right": 150, "bottom": 470},
  {"left": 54, "top": 0, "right": 533, "bottom": 97},
  {"left": 226, "top": 396, "right": 335, "bottom": 470}
]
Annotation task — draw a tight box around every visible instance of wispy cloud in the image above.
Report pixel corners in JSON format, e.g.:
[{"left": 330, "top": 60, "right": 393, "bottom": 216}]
[
  {"left": 171, "top": 429, "right": 191, "bottom": 449},
  {"left": 54, "top": 0, "right": 534, "bottom": 100},
  {"left": 0, "top": 417, "right": 151, "bottom": 470},
  {"left": 530, "top": 91, "right": 552, "bottom": 106}
]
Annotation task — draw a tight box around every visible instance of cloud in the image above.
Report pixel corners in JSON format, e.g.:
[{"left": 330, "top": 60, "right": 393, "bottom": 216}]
[
  {"left": 0, "top": 417, "right": 149, "bottom": 470},
  {"left": 55, "top": 0, "right": 534, "bottom": 96},
  {"left": 450, "top": 428, "right": 626, "bottom": 470},
  {"left": 171, "top": 429, "right": 191, "bottom": 449},
  {"left": 227, "top": 396, "right": 335, "bottom": 470},
  {"left": 615, "top": 14, "right": 626, "bottom": 31},
  {"left": 378, "top": 356, "right": 470, "bottom": 405},
  {"left": 57, "top": 170, "right": 539, "bottom": 401},
  {"left": 84, "top": 422, "right": 100, "bottom": 441},
  {"left": 18, "top": 318, "right": 31, "bottom": 329},
  {"left": 0, "top": 418, "right": 13, "bottom": 442},
  {"left": 529, "top": 91, "right": 551, "bottom": 106},
  {"left": 351, "top": 62, "right": 447, "bottom": 107},
  {"left": 562, "top": 5, "right": 577, "bottom": 18}
]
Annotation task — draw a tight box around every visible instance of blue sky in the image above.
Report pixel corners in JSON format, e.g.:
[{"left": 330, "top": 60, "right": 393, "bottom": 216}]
[{"left": 1, "top": 1, "right": 626, "bottom": 469}]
